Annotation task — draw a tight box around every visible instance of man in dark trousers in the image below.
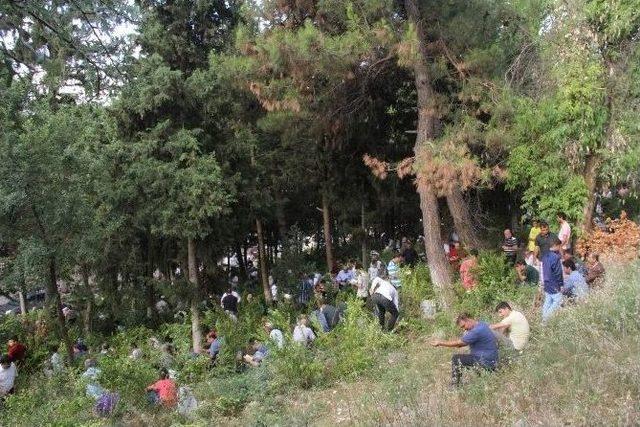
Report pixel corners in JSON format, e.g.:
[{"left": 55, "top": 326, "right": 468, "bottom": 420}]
[{"left": 431, "top": 313, "right": 499, "bottom": 387}]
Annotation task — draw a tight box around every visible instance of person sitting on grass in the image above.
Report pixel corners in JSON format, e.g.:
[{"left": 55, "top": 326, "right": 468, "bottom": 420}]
[
  {"left": 459, "top": 249, "right": 479, "bottom": 291},
  {"left": 242, "top": 339, "right": 269, "bottom": 367},
  {"left": 146, "top": 368, "right": 177, "bottom": 408},
  {"left": 370, "top": 274, "right": 400, "bottom": 331},
  {"left": 585, "top": 252, "right": 605, "bottom": 287},
  {"left": 264, "top": 322, "right": 284, "bottom": 349},
  {"left": 292, "top": 315, "right": 316, "bottom": 346},
  {"left": 82, "top": 358, "right": 106, "bottom": 400},
  {"left": 7, "top": 336, "right": 26, "bottom": 365},
  {"left": 515, "top": 259, "right": 539, "bottom": 286},
  {"left": 431, "top": 313, "right": 498, "bottom": 387},
  {"left": 490, "top": 302, "right": 530, "bottom": 353},
  {"left": 0, "top": 355, "right": 17, "bottom": 398},
  {"left": 562, "top": 259, "right": 588, "bottom": 302}
]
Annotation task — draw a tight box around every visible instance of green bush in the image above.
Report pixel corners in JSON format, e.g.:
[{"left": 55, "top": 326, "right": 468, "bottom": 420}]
[
  {"left": 455, "top": 251, "right": 523, "bottom": 315},
  {"left": 318, "top": 297, "right": 400, "bottom": 379},
  {"left": 399, "top": 263, "right": 435, "bottom": 319},
  {"left": 268, "top": 342, "right": 324, "bottom": 390}
]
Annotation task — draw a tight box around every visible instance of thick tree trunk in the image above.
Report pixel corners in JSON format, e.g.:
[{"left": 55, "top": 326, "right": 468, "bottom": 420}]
[
  {"left": 580, "top": 153, "right": 600, "bottom": 235},
  {"left": 187, "top": 238, "right": 202, "bottom": 353},
  {"left": 406, "top": 0, "right": 453, "bottom": 307},
  {"left": 47, "top": 258, "right": 73, "bottom": 363},
  {"left": 256, "top": 218, "right": 272, "bottom": 304},
  {"left": 419, "top": 185, "right": 454, "bottom": 306},
  {"left": 446, "top": 187, "right": 481, "bottom": 249},
  {"left": 321, "top": 191, "right": 335, "bottom": 272}
]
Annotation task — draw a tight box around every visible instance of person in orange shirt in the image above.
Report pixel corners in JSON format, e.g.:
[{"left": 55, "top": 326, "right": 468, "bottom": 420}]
[
  {"left": 146, "top": 368, "right": 177, "bottom": 408},
  {"left": 459, "top": 249, "right": 479, "bottom": 291}
]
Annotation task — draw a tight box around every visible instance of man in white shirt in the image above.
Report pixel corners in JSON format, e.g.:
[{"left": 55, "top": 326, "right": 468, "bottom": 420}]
[
  {"left": 370, "top": 275, "right": 400, "bottom": 331},
  {"left": 490, "top": 302, "right": 530, "bottom": 351},
  {"left": 557, "top": 212, "right": 572, "bottom": 252},
  {"left": 292, "top": 316, "right": 316, "bottom": 346},
  {"left": 0, "top": 355, "right": 16, "bottom": 396}
]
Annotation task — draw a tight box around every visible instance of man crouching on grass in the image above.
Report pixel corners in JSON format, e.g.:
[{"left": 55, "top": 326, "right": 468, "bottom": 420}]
[{"left": 431, "top": 313, "right": 499, "bottom": 387}]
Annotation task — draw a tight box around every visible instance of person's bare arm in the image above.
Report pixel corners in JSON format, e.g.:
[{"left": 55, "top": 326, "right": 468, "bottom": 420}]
[
  {"left": 431, "top": 338, "right": 466, "bottom": 348},
  {"left": 490, "top": 322, "right": 509, "bottom": 331}
]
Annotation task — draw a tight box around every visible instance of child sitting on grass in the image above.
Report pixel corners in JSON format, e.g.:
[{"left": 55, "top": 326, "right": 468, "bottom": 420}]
[{"left": 146, "top": 368, "right": 177, "bottom": 408}]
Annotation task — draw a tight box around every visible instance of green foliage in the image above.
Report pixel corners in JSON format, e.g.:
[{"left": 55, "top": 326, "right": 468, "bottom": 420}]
[
  {"left": 399, "top": 263, "right": 435, "bottom": 320},
  {"left": 268, "top": 343, "right": 325, "bottom": 390},
  {"left": 455, "top": 251, "right": 522, "bottom": 315}
]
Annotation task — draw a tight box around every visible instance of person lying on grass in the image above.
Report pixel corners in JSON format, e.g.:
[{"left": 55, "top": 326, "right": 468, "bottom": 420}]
[{"left": 431, "top": 313, "right": 499, "bottom": 387}]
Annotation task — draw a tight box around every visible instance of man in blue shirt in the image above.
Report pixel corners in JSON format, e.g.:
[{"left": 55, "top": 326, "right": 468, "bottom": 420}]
[
  {"left": 431, "top": 313, "right": 499, "bottom": 387},
  {"left": 335, "top": 262, "right": 355, "bottom": 289},
  {"left": 562, "top": 259, "right": 588, "bottom": 301},
  {"left": 541, "top": 238, "right": 564, "bottom": 322}
]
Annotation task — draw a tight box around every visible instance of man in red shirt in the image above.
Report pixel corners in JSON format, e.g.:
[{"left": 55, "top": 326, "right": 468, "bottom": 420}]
[
  {"left": 7, "top": 336, "right": 26, "bottom": 364},
  {"left": 146, "top": 368, "right": 177, "bottom": 407}
]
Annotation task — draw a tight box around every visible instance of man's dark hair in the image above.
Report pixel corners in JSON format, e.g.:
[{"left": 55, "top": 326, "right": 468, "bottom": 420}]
[
  {"left": 10, "top": 335, "right": 18, "bottom": 342},
  {"left": 495, "top": 302, "right": 511, "bottom": 312},
  {"left": 159, "top": 367, "right": 169, "bottom": 379},
  {"left": 470, "top": 249, "right": 479, "bottom": 257},
  {"left": 515, "top": 259, "right": 526, "bottom": 267},
  {"left": 0, "top": 355, "right": 10, "bottom": 365},
  {"left": 562, "top": 259, "right": 576, "bottom": 271},
  {"left": 455, "top": 313, "right": 473, "bottom": 324},
  {"left": 591, "top": 253, "right": 600, "bottom": 261},
  {"left": 557, "top": 212, "right": 567, "bottom": 220},
  {"left": 539, "top": 220, "right": 549, "bottom": 227},
  {"left": 552, "top": 237, "right": 562, "bottom": 246}
]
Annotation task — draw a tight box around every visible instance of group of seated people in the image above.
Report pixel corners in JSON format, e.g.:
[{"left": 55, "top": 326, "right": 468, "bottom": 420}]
[{"left": 432, "top": 302, "right": 530, "bottom": 387}]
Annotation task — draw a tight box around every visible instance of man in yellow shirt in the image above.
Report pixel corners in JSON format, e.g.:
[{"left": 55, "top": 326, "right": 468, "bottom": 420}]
[
  {"left": 490, "top": 302, "right": 530, "bottom": 352},
  {"left": 527, "top": 219, "right": 541, "bottom": 253}
]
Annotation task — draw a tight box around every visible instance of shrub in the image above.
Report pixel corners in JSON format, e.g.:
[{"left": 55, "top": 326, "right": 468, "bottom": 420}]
[
  {"left": 455, "top": 251, "right": 523, "bottom": 315},
  {"left": 399, "top": 263, "right": 435, "bottom": 320},
  {"left": 268, "top": 342, "right": 324, "bottom": 390}
]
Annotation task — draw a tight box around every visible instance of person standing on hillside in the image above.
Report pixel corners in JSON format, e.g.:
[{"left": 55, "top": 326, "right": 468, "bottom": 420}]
[
  {"left": 490, "top": 302, "right": 530, "bottom": 352},
  {"left": 501, "top": 228, "right": 519, "bottom": 266},
  {"left": 541, "top": 238, "right": 564, "bottom": 322},
  {"left": 431, "top": 313, "right": 499, "bottom": 387},
  {"left": 368, "top": 251, "right": 386, "bottom": 284},
  {"left": 557, "top": 212, "right": 572, "bottom": 252},
  {"left": 401, "top": 239, "right": 418, "bottom": 267},
  {"left": 370, "top": 274, "right": 400, "bottom": 331},
  {"left": 386, "top": 253, "right": 403, "bottom": 288},
  {"left": 534, "top": 221, "right": 558, "bottom": 258},
  {"left": 527, "top": 219, "right": 541, "bottom": 255}
]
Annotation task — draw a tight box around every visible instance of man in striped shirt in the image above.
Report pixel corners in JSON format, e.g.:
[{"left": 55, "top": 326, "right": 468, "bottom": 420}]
[
  {"left": 501, "top": 228, "right": 519, "bottom": 266},
  {"left": 386, "top": 253, "right": 403, "bottom": 288}
]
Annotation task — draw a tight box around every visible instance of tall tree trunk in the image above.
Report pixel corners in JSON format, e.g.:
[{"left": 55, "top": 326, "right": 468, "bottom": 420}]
[
  {"left": 361, "top": 199, "right": 368, "bottom": 267},
  {"left": 235, "top": 241, "right": 247, "bottom": 279},
  {"left": 256, "top": 218, "right": 272, "bottom": 304},
  {"left": 321, "top": 191, "right": 335, "bottom": 272},
  {"left": 406, "top": 0, "right": 453, "bottom": 306},
  {"left": 81, "top": 265, "right": 94, "bottom": 336},
  {"left": 419, "top": 185, "right": 453, "bottom": 305},
  {"left": 187, "top": 238, "right": 202, "bottom": 353},
  {"left": 47, "top": 258, "right": 73, "bottom": 363},
  {"left": 446, "top": 187, "right": 481, "bottom": 249},
  {"left": 580, "top": 153, "right": 600, "bottom": 234}
]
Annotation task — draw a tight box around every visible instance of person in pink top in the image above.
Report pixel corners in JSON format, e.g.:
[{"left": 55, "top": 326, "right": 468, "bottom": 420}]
[
  {"left": 146, "top": 368, "right": 177, "bottom": 408},
  {"left": 557, "top": 212, "right": 571, "bottom": 252},
  {"left": 459, "top": 249, "right": 479, "bottom": 291}
]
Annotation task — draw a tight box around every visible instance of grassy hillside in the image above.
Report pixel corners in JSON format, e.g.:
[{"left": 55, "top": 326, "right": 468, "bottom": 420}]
[{"left": 2, "top": 262, "right": 638, "bottom": 426}]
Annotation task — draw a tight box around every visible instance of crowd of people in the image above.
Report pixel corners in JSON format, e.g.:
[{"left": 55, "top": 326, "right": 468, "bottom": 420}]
[
  {"left": 0, "top": 213, "right": 611, "bottom": 412},
  {"left": 433, "top": 213, "right": 607, "bottom": 387}
]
